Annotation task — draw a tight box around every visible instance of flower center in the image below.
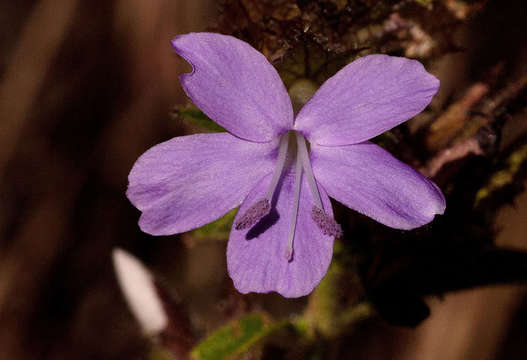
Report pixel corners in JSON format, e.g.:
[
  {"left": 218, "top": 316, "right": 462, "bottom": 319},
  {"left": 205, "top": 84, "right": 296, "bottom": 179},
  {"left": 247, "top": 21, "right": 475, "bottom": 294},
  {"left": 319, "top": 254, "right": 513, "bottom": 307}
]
[{"left": 234, "top": 131, "right": 342, "bottom": 261}]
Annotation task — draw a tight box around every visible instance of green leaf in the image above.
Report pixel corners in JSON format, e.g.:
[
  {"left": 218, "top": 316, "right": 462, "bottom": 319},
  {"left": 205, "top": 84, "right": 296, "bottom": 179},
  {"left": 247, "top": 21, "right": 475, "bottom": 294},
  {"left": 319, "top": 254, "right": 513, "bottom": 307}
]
[
  {"left": 178, "top": 107, "right": 226, "bottom": 132},
  {"left": 191, "top": 313, "right": 281, "bottom": 360},
  {"left": 475, "top": 143, "right": 527, "bottom": 205},
  {"left": 190, "top": 208, "right": 237, "bottom": 241}
]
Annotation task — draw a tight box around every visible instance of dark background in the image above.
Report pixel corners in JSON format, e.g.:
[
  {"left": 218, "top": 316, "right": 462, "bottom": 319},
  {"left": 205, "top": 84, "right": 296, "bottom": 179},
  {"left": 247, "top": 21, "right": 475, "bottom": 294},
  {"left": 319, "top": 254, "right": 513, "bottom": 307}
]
[{"left": 0, "top": 0, "right": 526, "bottom": 359}]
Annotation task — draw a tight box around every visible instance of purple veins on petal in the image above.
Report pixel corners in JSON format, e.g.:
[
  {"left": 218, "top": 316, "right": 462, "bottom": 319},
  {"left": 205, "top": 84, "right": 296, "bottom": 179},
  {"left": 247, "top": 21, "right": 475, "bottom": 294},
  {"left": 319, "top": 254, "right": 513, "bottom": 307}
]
[
  {"left": 311, "top": 206, "right": 343, "bottom": 238},
  {"left": 234, "top": 198, "right": 271, "bottom": 230}
]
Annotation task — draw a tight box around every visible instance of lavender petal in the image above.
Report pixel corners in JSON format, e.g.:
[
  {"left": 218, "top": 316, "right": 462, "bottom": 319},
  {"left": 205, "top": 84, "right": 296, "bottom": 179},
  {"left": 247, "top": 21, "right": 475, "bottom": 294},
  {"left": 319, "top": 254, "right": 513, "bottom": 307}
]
[
  {"left": 311, "top": 141, "right": 446, "bottom": 230},
  {"left": 227, "top": 169, "right": 335, "bottom": 298},
  {"left": 127, "top": 133, "right": 277, "bottom": 235},
  {"left": 295, "top": 54, "right": 439, "bottom": 146},
  {"left": 172, "top": 33, "right": 293, "bottom": 143}
]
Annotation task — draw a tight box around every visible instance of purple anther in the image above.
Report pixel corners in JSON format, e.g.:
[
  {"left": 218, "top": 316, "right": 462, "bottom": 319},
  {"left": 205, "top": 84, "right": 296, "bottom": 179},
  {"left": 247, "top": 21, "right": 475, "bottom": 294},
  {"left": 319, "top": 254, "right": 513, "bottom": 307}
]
[
  {"left": 234, "top": 198, "right": 271, "bottom": 230},
  {"left": 311, "top": 206, "right": 343, "bottom": 237}
]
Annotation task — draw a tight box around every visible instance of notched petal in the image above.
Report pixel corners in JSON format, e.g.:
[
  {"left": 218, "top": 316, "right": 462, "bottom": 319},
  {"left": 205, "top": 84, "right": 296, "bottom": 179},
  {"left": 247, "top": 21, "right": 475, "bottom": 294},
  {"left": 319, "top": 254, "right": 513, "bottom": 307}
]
[{"left": 171, "top": 33, "right": 294, "bottom": 143}]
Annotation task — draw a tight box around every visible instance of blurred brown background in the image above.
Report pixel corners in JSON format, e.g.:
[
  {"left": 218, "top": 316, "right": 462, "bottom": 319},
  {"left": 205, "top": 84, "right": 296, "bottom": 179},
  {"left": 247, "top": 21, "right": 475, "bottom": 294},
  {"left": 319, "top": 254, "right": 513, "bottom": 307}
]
[{"left": 0, "top": 0, "right": 526, "bottom": 359}]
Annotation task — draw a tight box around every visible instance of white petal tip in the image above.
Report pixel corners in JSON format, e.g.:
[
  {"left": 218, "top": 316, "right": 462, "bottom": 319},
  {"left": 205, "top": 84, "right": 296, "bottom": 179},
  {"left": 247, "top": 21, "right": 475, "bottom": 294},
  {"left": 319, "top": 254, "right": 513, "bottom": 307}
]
[{"left": 112, "top": 248, "right": 168, "bottom": 336}]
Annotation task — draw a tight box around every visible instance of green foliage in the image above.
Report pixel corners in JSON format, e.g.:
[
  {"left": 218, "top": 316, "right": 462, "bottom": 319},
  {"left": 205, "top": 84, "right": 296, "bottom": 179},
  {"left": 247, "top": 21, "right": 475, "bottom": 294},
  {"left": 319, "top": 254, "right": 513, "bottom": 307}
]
[
  {"left": 304, "top": 261, "right": 342, "bottom": 338},
  {"left": 475, "top": 143, "right": 527, "bottom": 205},
  {"left": 191, "top": 313, "right": 281, "bottom": 360},
  {"left": 190, "top": 209, "right": 237, "bottom": 241},
  {"left": 178, "top": 107, "right": 226, "bottom": 132}
]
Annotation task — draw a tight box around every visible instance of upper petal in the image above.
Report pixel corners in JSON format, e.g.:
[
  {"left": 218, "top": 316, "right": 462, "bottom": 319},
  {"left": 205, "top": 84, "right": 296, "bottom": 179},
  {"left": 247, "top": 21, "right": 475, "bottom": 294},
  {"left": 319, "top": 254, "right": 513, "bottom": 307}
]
[
  {"left": 294, "top": 54, "right": 439, "bottom": 146},
  {"left": 311, "top": 142, "right": 445, "bottom": 230},
  {"left": 227, "top": 169, "right": 335, "bottom": 298},
  {"left": 172, "top": 33, "right": 294, "bottom": 143},
  {"left": 127, "top": 133, "right": 277, "bottom": 235}
]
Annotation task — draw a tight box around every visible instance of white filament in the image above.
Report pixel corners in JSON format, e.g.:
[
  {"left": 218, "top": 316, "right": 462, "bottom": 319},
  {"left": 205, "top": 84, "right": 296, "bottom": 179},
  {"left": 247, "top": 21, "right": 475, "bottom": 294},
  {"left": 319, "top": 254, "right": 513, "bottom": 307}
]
[
  {"left": 242, "top": 131, "right": 334, "bottom": 260},
  {"left": 295, "top": 132, "right": 323, "bottom": 209},
  {"left": 265, "top": 133, "right": 290, "bottom": 200}
]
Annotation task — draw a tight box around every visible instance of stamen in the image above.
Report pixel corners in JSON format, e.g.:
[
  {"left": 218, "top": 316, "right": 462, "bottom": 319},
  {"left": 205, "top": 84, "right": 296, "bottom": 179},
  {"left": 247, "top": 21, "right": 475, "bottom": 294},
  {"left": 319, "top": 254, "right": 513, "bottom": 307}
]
[
  {"left": 235, "top": 134, "right": 289, "bottom": 231},
  {"left": 234, "top": 199, "right": 271, "bottom": 230},
  {"left": 295, "top": 132, "right": 323, "bottom": 209},
  {"left": 265, "top": 134, "right": 290, "bottom": 200},
  {"left": 285, "top": 149, "right": 303, "bottom": 261},
  {"left": 296, "top": 132, "right": 343, "bottom": 238},
  {"left": 311, "top": 206, "right": 343, "bottom": 237}
]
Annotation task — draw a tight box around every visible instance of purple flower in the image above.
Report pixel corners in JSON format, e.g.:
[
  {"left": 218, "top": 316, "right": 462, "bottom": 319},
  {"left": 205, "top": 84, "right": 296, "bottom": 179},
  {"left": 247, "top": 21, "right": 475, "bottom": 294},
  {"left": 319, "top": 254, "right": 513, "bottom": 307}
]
[{"left": 127, "top": 33, "right": 445, "bottom": 298}]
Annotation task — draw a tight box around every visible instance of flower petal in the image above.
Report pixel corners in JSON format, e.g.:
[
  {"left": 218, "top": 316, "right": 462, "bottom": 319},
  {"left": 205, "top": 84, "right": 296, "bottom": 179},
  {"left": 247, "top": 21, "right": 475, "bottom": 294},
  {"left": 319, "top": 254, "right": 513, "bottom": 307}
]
[
  {"left": 127, "top": 133, "right": 277, "bottom": 235},
  {"left": 294, "top": 55, "right": 439, "bottom": 146},
  {"left": 311, "top": 142, "right": 445, "bottom": 230},
  {"left": 227, "top": 170, "right": 334, "bottom": 298},
  {"left": 172, "top": 33, "right": 293, "bottom": 142}
]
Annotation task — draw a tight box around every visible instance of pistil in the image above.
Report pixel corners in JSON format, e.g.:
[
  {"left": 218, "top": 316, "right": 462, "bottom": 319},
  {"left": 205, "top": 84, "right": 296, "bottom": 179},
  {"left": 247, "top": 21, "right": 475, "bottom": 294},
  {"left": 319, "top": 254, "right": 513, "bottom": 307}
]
[{"left": 285, "top": 150, "right": 302, "bottom": 261}]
